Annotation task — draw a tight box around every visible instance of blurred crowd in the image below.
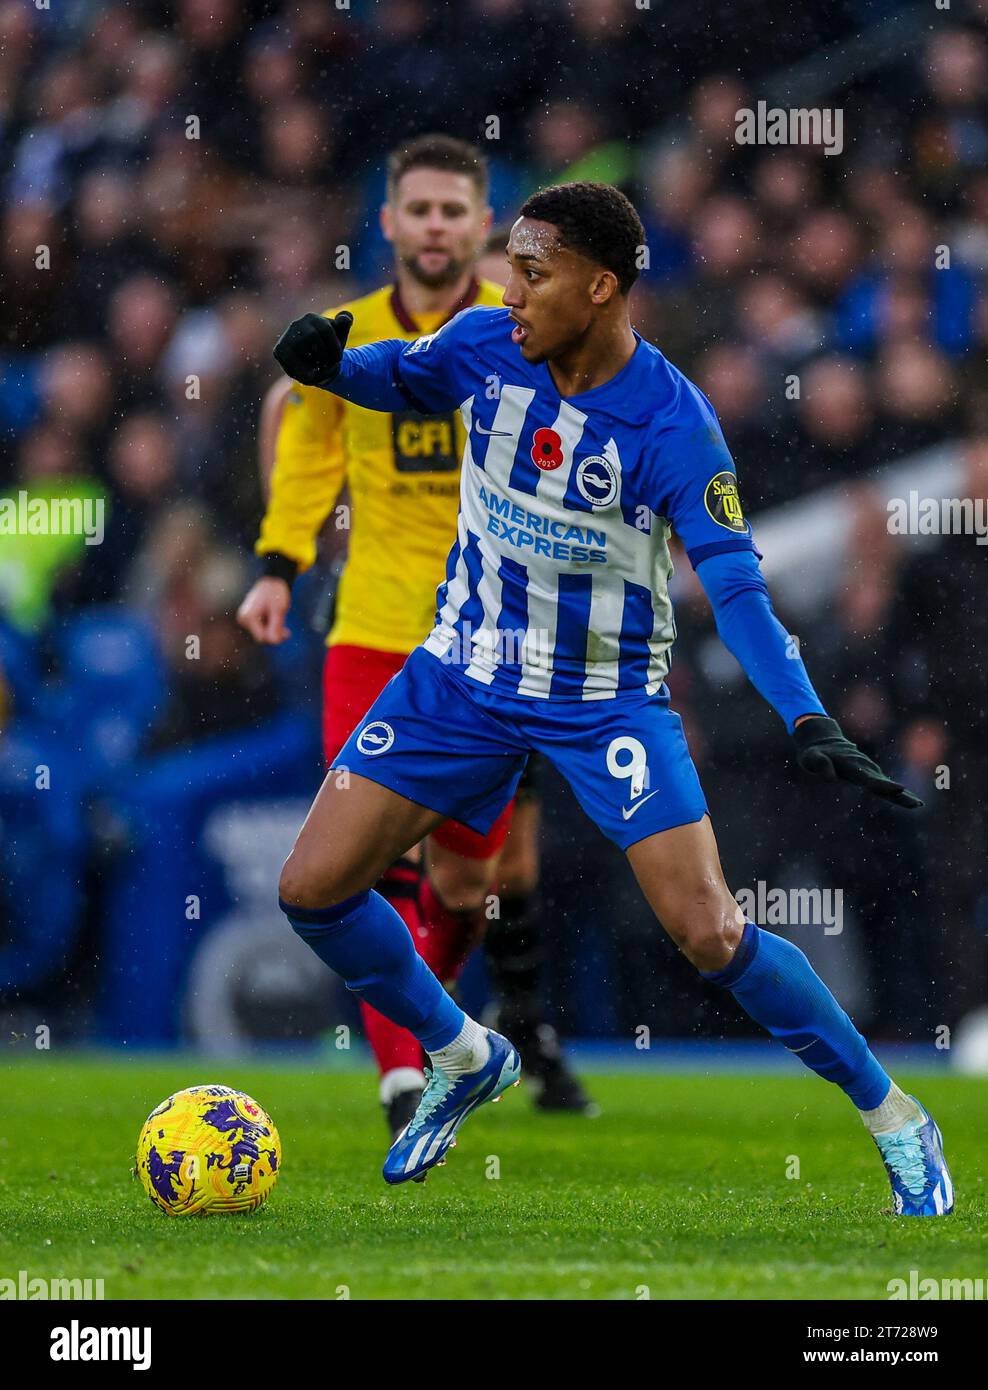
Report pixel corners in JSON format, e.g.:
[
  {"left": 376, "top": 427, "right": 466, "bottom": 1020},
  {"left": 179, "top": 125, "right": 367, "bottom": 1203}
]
[{"left": 1, "top": 0, "right": 987, "bottom": 1039}]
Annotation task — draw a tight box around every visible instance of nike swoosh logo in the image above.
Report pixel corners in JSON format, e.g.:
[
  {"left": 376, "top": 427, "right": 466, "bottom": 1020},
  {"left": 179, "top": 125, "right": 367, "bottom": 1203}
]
[
  {"left": 622, "top": 790, "right": 660, "bottom": 820},
  {"left": 474, "top": 423, "right": 512, "bottom": 437}
]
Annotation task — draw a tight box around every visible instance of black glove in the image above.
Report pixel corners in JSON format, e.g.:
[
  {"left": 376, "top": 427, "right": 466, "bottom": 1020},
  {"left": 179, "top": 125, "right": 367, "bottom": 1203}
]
[
  {"left": 273, "top": 310, "right": 353, "bottom": 386},
  {"left": 792, "top": 716, "right": 923, "bottom": 809}
]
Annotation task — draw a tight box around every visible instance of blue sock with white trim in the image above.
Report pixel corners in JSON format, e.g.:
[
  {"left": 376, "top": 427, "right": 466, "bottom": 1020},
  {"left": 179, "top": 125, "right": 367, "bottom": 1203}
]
[
  {"left": 702, "top": 921, "right": 890, "bottom": 1109},
  {"left": 280, "top": 890, "right": 465, "bottom": 1050}
]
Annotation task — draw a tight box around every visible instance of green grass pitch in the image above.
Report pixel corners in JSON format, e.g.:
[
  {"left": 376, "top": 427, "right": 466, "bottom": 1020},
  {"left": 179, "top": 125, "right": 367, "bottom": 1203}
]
[{"left": 1, "top": 1057, "right": 983, "bottom": 1300}]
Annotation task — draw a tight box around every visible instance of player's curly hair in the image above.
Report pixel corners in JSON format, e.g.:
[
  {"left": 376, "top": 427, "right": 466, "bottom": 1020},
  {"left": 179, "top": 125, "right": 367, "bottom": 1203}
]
[
  {"left": 387, "top": 134, "right": 489, "bottom": 200},
  {"left": 519, "top": 182, "right": 644, "bottom": 294}
]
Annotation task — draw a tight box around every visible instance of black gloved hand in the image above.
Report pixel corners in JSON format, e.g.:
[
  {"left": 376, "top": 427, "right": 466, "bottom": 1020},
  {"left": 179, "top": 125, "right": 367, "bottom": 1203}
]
[
  {"left": 273, "top": 310, "right": 353, "bottom": 386},
  {"left": 792, "top": 716, "right": 923, "bottom": 809}
]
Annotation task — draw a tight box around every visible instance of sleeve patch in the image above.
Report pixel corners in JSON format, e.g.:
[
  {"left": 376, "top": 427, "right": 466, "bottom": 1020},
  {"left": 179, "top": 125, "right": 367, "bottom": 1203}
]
[{"left": 703, "top": 471, "right": 748, "bottom": 532}]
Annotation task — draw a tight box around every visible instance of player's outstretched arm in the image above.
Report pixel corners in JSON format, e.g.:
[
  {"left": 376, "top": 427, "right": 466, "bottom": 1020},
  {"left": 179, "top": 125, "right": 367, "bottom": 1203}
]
[
  {"left": 274, "top": 308, "right": 467, "bottom": 415},
  {"left": 272, "top": 310, "right": 421, "bottom": 415},
  {"left": 696, "top": 548, "right": 922, "bottom": 810},
  {"left": 274, "top": 311, "right": 354, "bottom": 386},
  {"left": 789, "top": 715, "right": 922, "bottom": 808}
]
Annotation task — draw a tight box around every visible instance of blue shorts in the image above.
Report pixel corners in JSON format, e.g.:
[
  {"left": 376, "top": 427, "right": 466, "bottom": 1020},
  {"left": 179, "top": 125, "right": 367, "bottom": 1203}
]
[{"left": 334, "top": 647, "right": 707, "bottom": 852}]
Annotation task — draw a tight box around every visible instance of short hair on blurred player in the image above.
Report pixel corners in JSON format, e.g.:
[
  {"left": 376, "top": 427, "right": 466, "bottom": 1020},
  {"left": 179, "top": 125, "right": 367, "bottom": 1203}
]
[
  {"left": 519, "top": 182, "right": 645, "bottom": 295},
  {"left": 386, "top": 134, "right": 489, "bottom": 201}
]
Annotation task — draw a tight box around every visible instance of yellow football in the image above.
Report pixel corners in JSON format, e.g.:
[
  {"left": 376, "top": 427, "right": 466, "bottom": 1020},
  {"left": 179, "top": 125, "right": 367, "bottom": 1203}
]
[{"left": 136, "top": 1085, "right": 281, "bottom": 1215}]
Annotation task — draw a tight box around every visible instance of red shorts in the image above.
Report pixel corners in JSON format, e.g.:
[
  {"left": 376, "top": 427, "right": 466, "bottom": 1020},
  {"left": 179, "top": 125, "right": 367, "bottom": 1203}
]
[{"left": 322, "top": 643, "right": 513, "bottom": 860}]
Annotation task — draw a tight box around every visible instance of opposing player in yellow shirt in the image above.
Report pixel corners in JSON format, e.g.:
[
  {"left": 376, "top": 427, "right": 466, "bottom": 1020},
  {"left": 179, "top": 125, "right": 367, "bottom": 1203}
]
[{"left": 238, "top": 136, "right": 592, "bottom": 1134}]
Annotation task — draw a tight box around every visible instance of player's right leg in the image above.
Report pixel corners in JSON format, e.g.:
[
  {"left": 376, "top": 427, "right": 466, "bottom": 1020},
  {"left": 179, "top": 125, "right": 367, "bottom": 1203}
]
[
  {"left": 280, "top": 766, "right": 441, "bottom": 911},
  {"left": 322, "top": 643, "right": 433, "bottom": 1134},
  {"left": 280, "top": 647, "right": 529, "bottom": 1183},
  {"left": 278, "top": 768, "right": 520, "bottom": 1184},
  {"left": 279, "top": 767, "right": 464, "bottom": 1038}
]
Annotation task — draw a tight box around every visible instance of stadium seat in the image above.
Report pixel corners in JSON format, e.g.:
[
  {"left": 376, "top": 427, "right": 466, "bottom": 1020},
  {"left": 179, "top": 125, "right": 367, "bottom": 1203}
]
[
  {"left": 0, "top": 616, "right": 41, "bottom": 712},
  {"left": 51, "top": 606, "right": 166, "bottom": 789},
  {"left": 0, "top": 721, "right": 86, "bottom": 994}
]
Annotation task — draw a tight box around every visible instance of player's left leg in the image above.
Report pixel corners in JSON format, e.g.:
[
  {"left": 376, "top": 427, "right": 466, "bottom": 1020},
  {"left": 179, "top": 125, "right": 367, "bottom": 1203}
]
[
  {"left": 626, "top": 818, "right": 953, "bottom": 1216},
  {"left": 537, "top": 693, "right": 952, "bottom": 1217}
]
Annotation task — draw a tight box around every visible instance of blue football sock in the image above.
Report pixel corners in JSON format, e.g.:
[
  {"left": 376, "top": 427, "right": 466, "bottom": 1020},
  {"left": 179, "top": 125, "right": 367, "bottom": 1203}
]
[
  {"left": 702, "top": 921, "right": 890, "bottom": 1110},
  {"left": 280, "top": 890, "right": 465, "bottom": 1051}
]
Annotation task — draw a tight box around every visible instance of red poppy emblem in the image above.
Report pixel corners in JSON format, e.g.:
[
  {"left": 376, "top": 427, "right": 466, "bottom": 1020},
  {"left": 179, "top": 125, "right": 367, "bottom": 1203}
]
[{"left": 531, "top": 427, "right": 564, "bottom": 470}]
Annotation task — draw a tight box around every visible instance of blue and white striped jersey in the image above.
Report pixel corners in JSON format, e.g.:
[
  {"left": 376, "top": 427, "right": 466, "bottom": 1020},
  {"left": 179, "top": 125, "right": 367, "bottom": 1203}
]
[{"left": 343, "top": 305, "right": 758, "bottom": 702}]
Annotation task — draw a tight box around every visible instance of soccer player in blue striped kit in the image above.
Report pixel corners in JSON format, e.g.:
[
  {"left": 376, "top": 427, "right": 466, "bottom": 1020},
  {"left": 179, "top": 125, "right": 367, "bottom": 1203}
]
[{"left": 275, "top": 182, "right": 952, "bottom": 1213}]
